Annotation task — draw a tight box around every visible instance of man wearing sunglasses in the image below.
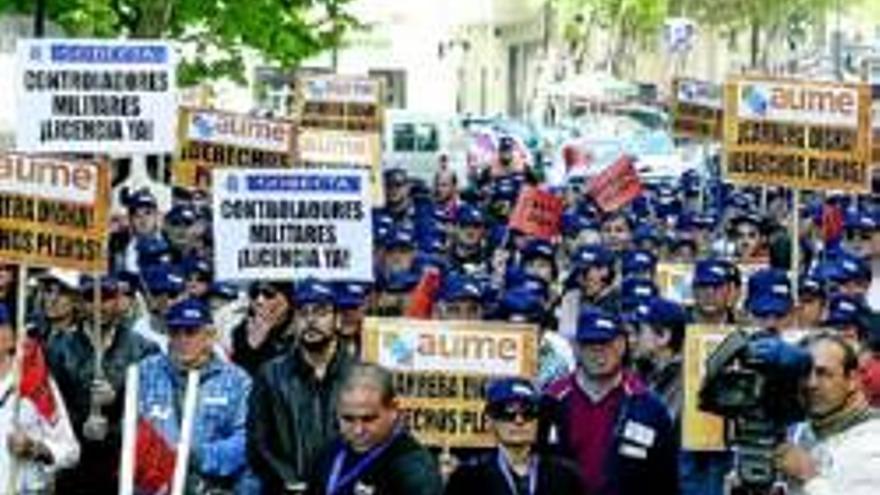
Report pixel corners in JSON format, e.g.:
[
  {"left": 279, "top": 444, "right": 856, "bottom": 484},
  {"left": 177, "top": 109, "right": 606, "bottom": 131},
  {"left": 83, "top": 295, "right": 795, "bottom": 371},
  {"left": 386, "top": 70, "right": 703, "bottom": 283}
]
[
  {"left": 137, "top": 297, "right": 257, "bottom": 494},
  {"left": 231, "top": 281, "right": 294, "bottom": 376},
  {"left": 445, "top": 377, "right": 586, "bottom": 495}
]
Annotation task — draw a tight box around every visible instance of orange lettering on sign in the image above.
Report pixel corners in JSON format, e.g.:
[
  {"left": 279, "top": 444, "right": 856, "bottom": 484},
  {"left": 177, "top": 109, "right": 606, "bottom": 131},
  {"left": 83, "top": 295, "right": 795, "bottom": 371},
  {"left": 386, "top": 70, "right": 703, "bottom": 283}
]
[{"left": 769, "top": 87, "right": 855, "bottom": 115}]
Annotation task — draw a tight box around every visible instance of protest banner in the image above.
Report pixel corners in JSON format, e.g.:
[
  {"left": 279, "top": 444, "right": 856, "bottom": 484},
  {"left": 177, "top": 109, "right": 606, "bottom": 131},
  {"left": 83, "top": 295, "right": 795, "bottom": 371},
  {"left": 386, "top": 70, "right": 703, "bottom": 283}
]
[
  {"left": 872, "top": 93, "right": 879, "bottom": 166},
  {"left": 723, "top": 76, "right": 872, "bottom": 192},
  {"left": 15, "top": 39, "right": 177, "bottom": 154},
  {"left": 585, "top": 155, "right": 643, "bottom": 212},
  {"left": 174, "top": 108, "right": 298, "bottom": 191},
  {"left": 682, "top": 325, "right": 731, "bottom": 451},
  {"left": 212, "top": 167, "right": 373, "bottom": 281},
  {"left": 508, "top": 186, "right": 564, "bottom": 240},
  {"left": 0, "top": 153, "right": 109, "bottom": 271},
  {"left": 362, "top": 318, "right": 538, "bottom": 448},
  {"left": 672, "top": 78, "right": 723, "bottom": 140}
]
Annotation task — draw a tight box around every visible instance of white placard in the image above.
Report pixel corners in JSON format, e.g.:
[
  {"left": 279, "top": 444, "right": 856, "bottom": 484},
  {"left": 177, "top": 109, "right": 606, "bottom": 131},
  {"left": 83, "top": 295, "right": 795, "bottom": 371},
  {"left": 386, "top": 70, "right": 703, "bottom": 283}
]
[
  {"left": 212, "top": 167, "right": 373, "bottom": 281},
  {"left": 183, "top": 109, "right": 294, "bottom": 153},
  {"left": 736, "top": 79, "right": 860, "bottom": 128},
  {"left": 15, "top": 39, "right": 178, "bottom": 153},
  {"left": 300, "top": 75, "right": 382, "bottom": 104},
  {"left": 677, "top": 79, "right": 723, "bottom": 110}
]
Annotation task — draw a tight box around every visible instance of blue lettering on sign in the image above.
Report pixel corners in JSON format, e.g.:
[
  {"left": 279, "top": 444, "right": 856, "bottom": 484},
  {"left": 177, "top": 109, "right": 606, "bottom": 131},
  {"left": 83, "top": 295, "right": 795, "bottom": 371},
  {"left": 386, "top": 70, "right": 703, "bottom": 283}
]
[
  {"left": 50, "top": 44, "right": 168, "bottom": 64},
  {"left": 245, "top": 174, "right": 361, "bottom": 193}
]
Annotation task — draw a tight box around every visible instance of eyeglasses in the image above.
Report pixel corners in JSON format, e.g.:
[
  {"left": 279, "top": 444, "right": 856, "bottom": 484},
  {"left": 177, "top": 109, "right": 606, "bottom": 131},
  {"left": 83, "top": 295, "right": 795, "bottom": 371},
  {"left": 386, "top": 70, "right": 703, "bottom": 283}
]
[
  {"left": 489, "top": 402, "right": 540, "bottom": 422},
  {"left": 846, "top": 231, "right": 872, "bottom": 242}
]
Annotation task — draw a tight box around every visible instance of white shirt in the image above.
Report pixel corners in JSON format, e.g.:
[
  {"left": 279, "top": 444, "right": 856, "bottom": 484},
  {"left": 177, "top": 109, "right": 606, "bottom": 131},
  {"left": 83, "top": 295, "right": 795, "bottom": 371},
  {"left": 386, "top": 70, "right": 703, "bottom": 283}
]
[
  {"left": 0, "top": 373, "right": 80, "bottom": 493},
  {"left": 866, "top": 259, "right": 880, "bottom": 312},
  {"left": 788, "top": 416, "right": 880, "bottom": 495}
]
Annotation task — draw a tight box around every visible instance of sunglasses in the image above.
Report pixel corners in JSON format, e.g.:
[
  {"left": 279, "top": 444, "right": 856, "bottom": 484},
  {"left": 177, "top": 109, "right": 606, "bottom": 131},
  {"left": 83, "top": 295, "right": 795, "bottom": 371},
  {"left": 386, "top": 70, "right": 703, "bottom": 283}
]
[
  {"left": 846, "top": 231, "right": 872, "bottom": 242},
  {"left": 489, "top": 402, "right": 540, "bottom": 422},
  {"left": 249, "top": 287, "right": 280, "bottom": 300}
]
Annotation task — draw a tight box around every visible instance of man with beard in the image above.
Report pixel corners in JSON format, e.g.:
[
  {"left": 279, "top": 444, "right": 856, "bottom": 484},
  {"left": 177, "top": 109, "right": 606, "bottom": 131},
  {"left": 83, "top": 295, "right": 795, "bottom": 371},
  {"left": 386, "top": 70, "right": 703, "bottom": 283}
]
[{"left": 248, "top": 279, "right": 356, "bottom": 494}]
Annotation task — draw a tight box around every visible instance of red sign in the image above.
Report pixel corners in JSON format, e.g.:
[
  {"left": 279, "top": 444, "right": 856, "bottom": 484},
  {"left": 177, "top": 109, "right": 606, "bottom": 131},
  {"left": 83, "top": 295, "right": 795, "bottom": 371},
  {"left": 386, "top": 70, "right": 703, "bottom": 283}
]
[
  {"left": 586, "top": 155, "right": 643, "bottom": 212},
  {"left": 20, "top": 338, "right": 57, "bottom": 424},
  {"left": 405, "top": 268, "right": 441, "bottom": 319},
  {"left": 135, "top": 419, "right": 176, "bottom": 494},
  {"left": 509, "top": 186, "right": 564, "bottom": 240}
]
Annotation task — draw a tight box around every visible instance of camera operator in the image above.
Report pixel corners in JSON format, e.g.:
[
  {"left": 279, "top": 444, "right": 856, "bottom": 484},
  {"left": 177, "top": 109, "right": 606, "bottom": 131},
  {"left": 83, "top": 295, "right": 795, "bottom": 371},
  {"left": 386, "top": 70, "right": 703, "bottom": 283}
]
[{"left": 777, "top": 333, "right": 880, "bottom": 495}]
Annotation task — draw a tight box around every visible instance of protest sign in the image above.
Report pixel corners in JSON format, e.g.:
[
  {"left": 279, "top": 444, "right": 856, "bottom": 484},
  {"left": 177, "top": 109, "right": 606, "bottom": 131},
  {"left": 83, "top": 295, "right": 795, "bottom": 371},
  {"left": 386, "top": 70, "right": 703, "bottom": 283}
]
[
  {"left": 0, "top": 153, "right": 109, "bottom": 271},
  {"left": 362, "top": 318, "right": 538, "bottom": 448},
  {"left": 585, "top": 155, "right": 643, "bottom": 212},
  {"left": 212, "top": 167, "right": 373, "bottom": 281},
  {"left": 508, "top": 186, "right": 564, "bottom": 240},
  {"left": 723, "top": 77, "right": 872, "bottom": 192},
  {"left": 298, "top": 75, "right": 384, "bottom": 132},
  {"left": 672, "top": 78, "right": 723, "bottom": 140},
  {"left": 15, "top": 39, "right": 177, "bottom": 154},
  {"left": 174, "top": 108, "right": 297, "bottom": 191},
  {"left": 872, "top": 94, "right": 879, "bottom": 165},
  {"left": 682, "top": 325, "right": 731, "bottom": 451}
]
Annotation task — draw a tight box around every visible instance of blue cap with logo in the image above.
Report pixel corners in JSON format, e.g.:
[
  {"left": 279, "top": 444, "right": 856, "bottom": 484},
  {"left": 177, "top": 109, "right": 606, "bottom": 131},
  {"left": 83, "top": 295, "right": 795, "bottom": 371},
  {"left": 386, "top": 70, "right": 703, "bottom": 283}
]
[
  {"left": 575, "top": 309, "right": 624, "bottom": 344},
  {"left": 622, "top": 249, "right": 657, "bottom": 276},
  {"left": 571, "top": 244, "right": 615, "bottom": 270},
  {"left": 384, "top": 228, "right": 416, "bottom": 251},
  {"left": 142, "top": 264, "right": 185, "bottom": 295},
  {"left": 165, "top": 204, "right": 198, "bottom": 226},
  {"left": 485, "top": 377, "right": 540, "bottom": 408},
  {"left": 831, "top": 252, "right": 872, "bottom": 284},
  {"left": 335, "top": 282, "right": 369, "bottom": 309},
  {"left": 136, "top": 236, "right": 171, "bottom": 268},
  {"left": 382, "top": 270, "right": 421, "bottom": 294},
  {"left": 620, "top": 277, "right": 660, "bottom": 310},
  {"left": 126, "top": 188, "right": 157, "bottom": 211},
  {"left": 165, "top": 298, "right": 212, "bottom": 330},
  {"left": 693, "top": 258, "right": 731, "bottom": 287},
  {"left": 632, "top": 297, "right": 689, "bottom": 329},
  {"left": 456, "top": 203, "right": 486, "bottom": 226},
  {"left": 745, "top": 268, "right": 793, "bottom": 318},
  {"left": 440, "top": 274, "right": 484, "bottom": 303},
  {"left": 824, "top": 294, "right": 866, "bottom": 328},
  {"left": 295, "top": 278, "right": 336, "bottom": 305},
  {"left": 498, "top": 286, "right": 546, "bottom": 323},
  {"left": 521, "top": 239, "right": 555, "bottom": 263}
]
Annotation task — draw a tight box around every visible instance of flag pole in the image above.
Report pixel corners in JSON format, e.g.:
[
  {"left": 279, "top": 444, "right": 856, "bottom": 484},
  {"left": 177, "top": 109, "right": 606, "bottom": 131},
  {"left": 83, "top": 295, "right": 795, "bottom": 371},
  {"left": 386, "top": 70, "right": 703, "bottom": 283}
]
[
  {"left": 171, "top": 370, "right": 200, "bottom": 495},
  {"left": 6, "top": 263, "right": 28, "bottom": 495},
  {"left": 119, "top": 365, "right": 140, "bottom": 495}
]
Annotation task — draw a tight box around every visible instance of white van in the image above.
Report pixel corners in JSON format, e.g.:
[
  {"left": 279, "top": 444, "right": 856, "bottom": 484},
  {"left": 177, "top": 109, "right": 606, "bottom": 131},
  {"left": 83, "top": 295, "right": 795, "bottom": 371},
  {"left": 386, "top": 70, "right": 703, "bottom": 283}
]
[{"left": 383, "top": 110, "right": 467, "bottom": 185}]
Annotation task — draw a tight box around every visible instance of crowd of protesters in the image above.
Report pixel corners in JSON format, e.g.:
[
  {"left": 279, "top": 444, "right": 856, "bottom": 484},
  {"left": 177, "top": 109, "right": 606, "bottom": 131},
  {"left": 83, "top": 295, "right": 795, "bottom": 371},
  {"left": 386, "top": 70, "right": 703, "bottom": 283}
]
[{"left": 2, "top": 135, "right": 880, "bottom": 494}]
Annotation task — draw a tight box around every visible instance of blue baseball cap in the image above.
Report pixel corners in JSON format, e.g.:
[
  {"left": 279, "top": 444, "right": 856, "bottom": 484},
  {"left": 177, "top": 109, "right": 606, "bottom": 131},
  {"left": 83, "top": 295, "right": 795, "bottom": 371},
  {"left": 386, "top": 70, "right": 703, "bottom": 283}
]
[
  {"left": 335, "top": 282, "right": 369, "bottom": 309},
  {"left": 382, "top": 270, "right": 420, "bottom": 294},
  {"left": 136, "top": 236, "right": 171, "bottom": 267},
  {"left": 456, "top": 203, "right": 486, "bottom": 226},
  {"left": 522, "top": 239, "right": 555, "bottom": 263},
  {"left": 622, "top": 249, "right": 657, "bottom": 276},
  {"left": 491, "top": 177, "right": 519, "bottom": 202},
  {"left": 165, "top": 205, "right": 198, "bottom": 226},
  {"left": 497, "top": 286, "right": 546, "bottom": 323},
  {"left": 632, "top": 297, "right": 688, "bottom": 329},
  {"left": 440, "top": 274, "right": 484, "bottom": 303},
  {"left": 745, "top": 268, "right": 793, "bottom": 318},
  {"left": 571, "top": 244, "right": 615, "bottom": 270},
  {"left": 845, "top": 210, "right": 878, "bottom": 232},
  {"left": 575, "top": 309, "right": 624, "bottom": 344},
  {"left": 210, "top": 281, "right": 240, "bottom": 300},
  {"left": 181, "top": 256, "right": 212, "bottom": 278},
  {"left": 126, "top": 189, "right": 157, "bottom": 211},
  {"left": 383, "top": 167, "right": 408, "bottom": 185},
  {"left": 142, "top": 264, "right": 185, "bottom": 295},
  {"left": 621, "top": 277, "right": 660, "bottom": 310},
  {"left": 384, "top": 228, "right": 416, "bottom": 251},
  {"left": 79, "top": 273, "right": 120, "bottom": 294},
  {"left": 485, "top": 377, "right": 540, "bottom": 409},
  {"left": 295, "top": 278, "right": 336, "bottom": 305},
  {"left": 693, "top": 258, "right": 730, "bottom": 287},
  {"left": 824, "top": 294, "right": 865, "bottom": 328},
  {"left": 165, "top": 298, "right": 212, "bottom": 330},
  {"left": 831, "top": 252, "right": 872, "bottom": 284},
  {"left": 799, "top": 273, "right": 826, "bottom": 299}
]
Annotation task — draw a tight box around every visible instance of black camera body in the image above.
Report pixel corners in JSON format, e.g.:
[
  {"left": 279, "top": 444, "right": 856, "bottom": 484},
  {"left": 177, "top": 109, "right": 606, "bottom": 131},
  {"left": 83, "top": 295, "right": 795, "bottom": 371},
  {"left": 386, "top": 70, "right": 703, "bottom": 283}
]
[{"left": 699, "top": 330, "right": 812, "bottom": 490}]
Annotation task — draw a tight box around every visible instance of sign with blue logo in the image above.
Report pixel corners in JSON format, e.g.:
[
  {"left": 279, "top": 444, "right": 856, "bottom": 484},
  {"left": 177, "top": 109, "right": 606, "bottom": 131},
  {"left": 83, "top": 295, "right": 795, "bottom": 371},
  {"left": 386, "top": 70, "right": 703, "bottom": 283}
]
[
  {"left": 212, "top": 167, "right": 373, "bottom": 281},
  {"left": 723, "top": 77, "right": 872, "bottom": 192},
  {"left": 15, "top": 39, "right": 177, "bottom": 154}
]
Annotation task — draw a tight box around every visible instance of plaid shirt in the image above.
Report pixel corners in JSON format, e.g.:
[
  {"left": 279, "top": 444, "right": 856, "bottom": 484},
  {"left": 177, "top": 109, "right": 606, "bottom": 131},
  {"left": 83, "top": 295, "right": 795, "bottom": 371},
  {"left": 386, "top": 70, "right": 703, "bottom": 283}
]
[{"left": 138, "top": 352, "right": 253, "bottom": 489}]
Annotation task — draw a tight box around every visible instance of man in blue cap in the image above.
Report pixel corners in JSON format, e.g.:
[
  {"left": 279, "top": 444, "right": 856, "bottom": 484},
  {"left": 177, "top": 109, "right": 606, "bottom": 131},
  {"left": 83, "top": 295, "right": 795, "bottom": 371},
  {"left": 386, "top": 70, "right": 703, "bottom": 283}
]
[
  {"left": 830, "top": 251, "right": 873, "bottom": 300},
  {"left": 796, "top": 273, "right": 827, "bottom": 329},
  {"left": 691, "top": 258, "right": 736, "bottom": 325},
  {"left": 843, "top": 210, "right": 877, "bottom": 258},
  {"left": 543, "top": 309, "right": 678, "bottom": 495},
  {"left": 123, "top": 188, "right": 165, "bottom": 273},
  {"left": 445, "top": 377, "right": 587, "bottom": 495},
  {"left": 745, "top": 268, "right": 794, "bottom": 332},
  {"left": 374, "top": 270, "right": 420, "bottom": 317},
  {"left": 163, "top": 203, "right": 199, "bottom": 255},
  {"left": 600, "top": 212, "right": 634, "bottom": 254},
  {"left": 131, "top": 263, "right": 187, "bottom": 351},
  {"left": 383, "top": 167, "right": 414, "bottom": 225},
  {"left": 137, "top": 298, "right": 257, "bottom": 493},
  {"left": 824, "top": 294, "right": 870, "bottom": 346},
  {"left": 382, "top": 228, "right": 418, "bottom": 279},
  {"left": 48, "top": 275, "right": 159, "bottom": 494},
  {"left": 520, "top": 239, "right": 558, "bottom": 287},
  {"left": 622, "top": 249, "right": 658, "bottom": 280},
  {"left": 729, "top": 211, "right": 770, "bottom": 263},
  {"left": 248, "top": 278, "right": 356, "bottom": 494}
]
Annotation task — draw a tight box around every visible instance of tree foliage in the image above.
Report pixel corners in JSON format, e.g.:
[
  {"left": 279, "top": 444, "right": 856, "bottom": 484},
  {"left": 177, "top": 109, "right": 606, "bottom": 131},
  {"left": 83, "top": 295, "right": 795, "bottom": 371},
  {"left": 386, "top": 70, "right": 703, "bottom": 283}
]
[{"left": 0, "top": 0, "right": 360, "bottom": 85}]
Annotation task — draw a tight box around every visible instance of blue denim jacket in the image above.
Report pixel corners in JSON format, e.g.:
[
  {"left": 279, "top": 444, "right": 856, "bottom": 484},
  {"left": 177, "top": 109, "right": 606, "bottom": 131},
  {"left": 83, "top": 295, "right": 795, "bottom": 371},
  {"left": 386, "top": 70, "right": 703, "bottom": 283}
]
[{"left": 138, "top": 353, "right": 259, "bottom": 493}]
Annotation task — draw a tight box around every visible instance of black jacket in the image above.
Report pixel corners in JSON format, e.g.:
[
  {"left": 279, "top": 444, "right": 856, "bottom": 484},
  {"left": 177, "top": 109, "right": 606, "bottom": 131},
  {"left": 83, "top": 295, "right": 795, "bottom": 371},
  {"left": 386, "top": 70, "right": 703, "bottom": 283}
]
[
  {"left": 306, "top": 429, "right": 443, "bottom": 495},
  {"left": 247, "top": 346, "right": 355, "bottom": 493},
  {"left": 445, "top": 450, "right": 588, "bottom": 495}
]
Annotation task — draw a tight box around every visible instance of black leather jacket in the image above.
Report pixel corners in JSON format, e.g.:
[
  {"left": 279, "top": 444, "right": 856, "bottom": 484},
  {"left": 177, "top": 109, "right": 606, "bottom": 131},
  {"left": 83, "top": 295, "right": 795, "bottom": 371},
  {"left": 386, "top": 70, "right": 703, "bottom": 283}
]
[{"left": 247, "top": 346, "right": 355, "bottom": 494}]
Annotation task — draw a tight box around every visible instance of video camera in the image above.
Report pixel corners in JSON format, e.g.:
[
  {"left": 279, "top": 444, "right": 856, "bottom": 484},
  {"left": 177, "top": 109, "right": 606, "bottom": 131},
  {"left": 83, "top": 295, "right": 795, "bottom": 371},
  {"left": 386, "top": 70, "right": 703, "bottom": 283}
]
[{"left": 699, "top": 330, "right": 812, "bottom": 491}]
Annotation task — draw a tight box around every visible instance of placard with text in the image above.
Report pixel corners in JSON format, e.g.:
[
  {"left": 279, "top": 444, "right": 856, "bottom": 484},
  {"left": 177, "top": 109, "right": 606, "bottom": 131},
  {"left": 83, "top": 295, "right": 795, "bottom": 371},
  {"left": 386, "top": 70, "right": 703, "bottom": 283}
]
[
  {"left": 672, "top": 78, "right": 723, "bottom": 141},
  {"left": 362, "top": 318, "right": 538, "bottom": 448},
  {"left": 723, "top": 77, "right": 872, "bottom": 192},
  {"left": 15, "top": 39, "right": 177, "bottom": 154},
  {"left": 0, "top": 153, "right": 109, "bottom": 271}
]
